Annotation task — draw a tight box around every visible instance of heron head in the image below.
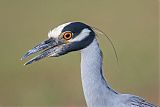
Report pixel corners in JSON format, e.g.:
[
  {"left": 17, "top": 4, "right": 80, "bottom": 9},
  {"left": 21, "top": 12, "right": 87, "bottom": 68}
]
[{"left": 21, "top": 22, "right": 95, "bottom": 65}]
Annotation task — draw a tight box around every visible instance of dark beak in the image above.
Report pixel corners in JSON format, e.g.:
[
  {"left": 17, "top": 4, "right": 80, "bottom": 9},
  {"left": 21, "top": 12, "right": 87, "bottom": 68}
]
[{"left": 21, "top": 38, "right": 63, "bottom": 65}]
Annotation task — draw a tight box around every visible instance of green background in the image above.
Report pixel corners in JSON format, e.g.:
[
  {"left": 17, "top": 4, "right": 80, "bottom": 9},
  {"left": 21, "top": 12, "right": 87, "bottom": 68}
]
[{"left": 0, "top": 0, "right": 159, "bottom": 106}]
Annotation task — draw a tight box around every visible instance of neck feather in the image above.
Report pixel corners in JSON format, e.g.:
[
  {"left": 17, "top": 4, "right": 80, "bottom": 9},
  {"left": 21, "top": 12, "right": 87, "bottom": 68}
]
[{"left": 80, "top": 38, "right": 118, "bottom": 107}]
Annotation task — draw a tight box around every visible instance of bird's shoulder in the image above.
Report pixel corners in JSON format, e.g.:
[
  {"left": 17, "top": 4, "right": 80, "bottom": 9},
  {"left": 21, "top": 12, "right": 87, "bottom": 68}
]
[{"left": 119, "top": 94, "right": 157, "bottom": 107}]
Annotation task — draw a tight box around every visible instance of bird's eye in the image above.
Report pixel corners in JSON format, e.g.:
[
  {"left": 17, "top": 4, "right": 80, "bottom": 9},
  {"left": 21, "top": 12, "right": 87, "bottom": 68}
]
[{"left": 63, "top": 32, "right": 73, "bottom": 40}]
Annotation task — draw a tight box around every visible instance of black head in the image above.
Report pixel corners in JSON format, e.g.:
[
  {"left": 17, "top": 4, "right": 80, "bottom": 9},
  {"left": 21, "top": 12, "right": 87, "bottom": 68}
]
[{"left": 21, "top": 22, "right": 96, "bottom": 65}]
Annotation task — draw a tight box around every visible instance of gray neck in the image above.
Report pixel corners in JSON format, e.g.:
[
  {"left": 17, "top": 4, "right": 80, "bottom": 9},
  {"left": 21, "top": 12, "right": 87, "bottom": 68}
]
[{"left": 80, "top": 38, "right": 118, "bottom": 107}]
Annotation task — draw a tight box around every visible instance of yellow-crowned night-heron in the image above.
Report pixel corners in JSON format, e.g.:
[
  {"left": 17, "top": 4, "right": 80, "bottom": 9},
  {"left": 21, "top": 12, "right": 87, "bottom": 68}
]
[{"left": 21, "top": 22, "right": 157, "bottom": 107}]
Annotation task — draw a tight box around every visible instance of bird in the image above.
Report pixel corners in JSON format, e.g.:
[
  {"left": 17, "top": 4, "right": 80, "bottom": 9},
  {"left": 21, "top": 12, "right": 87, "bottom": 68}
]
[{"left": 21, "top": 22, "right": 157, "bottom": 107}]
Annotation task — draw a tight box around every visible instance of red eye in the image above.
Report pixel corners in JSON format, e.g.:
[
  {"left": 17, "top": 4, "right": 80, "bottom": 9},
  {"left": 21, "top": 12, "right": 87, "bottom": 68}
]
[{"left": 63, "top": 32, "right": 73, "bottom": 40}]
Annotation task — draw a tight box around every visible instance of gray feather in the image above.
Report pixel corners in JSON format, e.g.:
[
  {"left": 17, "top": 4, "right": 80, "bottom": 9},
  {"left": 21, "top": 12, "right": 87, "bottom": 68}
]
[{"left": 126, "top": 95, "right": 157, "bottom": 107}]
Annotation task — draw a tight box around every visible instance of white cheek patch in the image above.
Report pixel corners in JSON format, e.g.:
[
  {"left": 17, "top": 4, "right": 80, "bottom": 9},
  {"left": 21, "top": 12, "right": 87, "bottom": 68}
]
[
  {"left": 48, "top": 22, "right": 72, "bottom": 38},
  {"left": 69, "top": 28, "right": 91, "bottom": 42}
]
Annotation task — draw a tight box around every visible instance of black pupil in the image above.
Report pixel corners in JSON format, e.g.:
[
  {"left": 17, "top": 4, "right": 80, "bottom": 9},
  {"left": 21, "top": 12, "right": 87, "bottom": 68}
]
[{"left": 65, "top": 33, "right": 71, "bottom": 38}]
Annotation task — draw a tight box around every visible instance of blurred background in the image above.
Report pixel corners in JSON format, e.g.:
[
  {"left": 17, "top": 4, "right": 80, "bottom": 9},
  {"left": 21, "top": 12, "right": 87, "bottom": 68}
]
[{"left": 0, "top": 0, "right": 159, "bottom": 107}]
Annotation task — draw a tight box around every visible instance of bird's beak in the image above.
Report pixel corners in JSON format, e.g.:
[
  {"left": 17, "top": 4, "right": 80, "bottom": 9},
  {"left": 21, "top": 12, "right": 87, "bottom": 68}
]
[{"left": 21, "top": 38, "right": 64, "bottom": 65}]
